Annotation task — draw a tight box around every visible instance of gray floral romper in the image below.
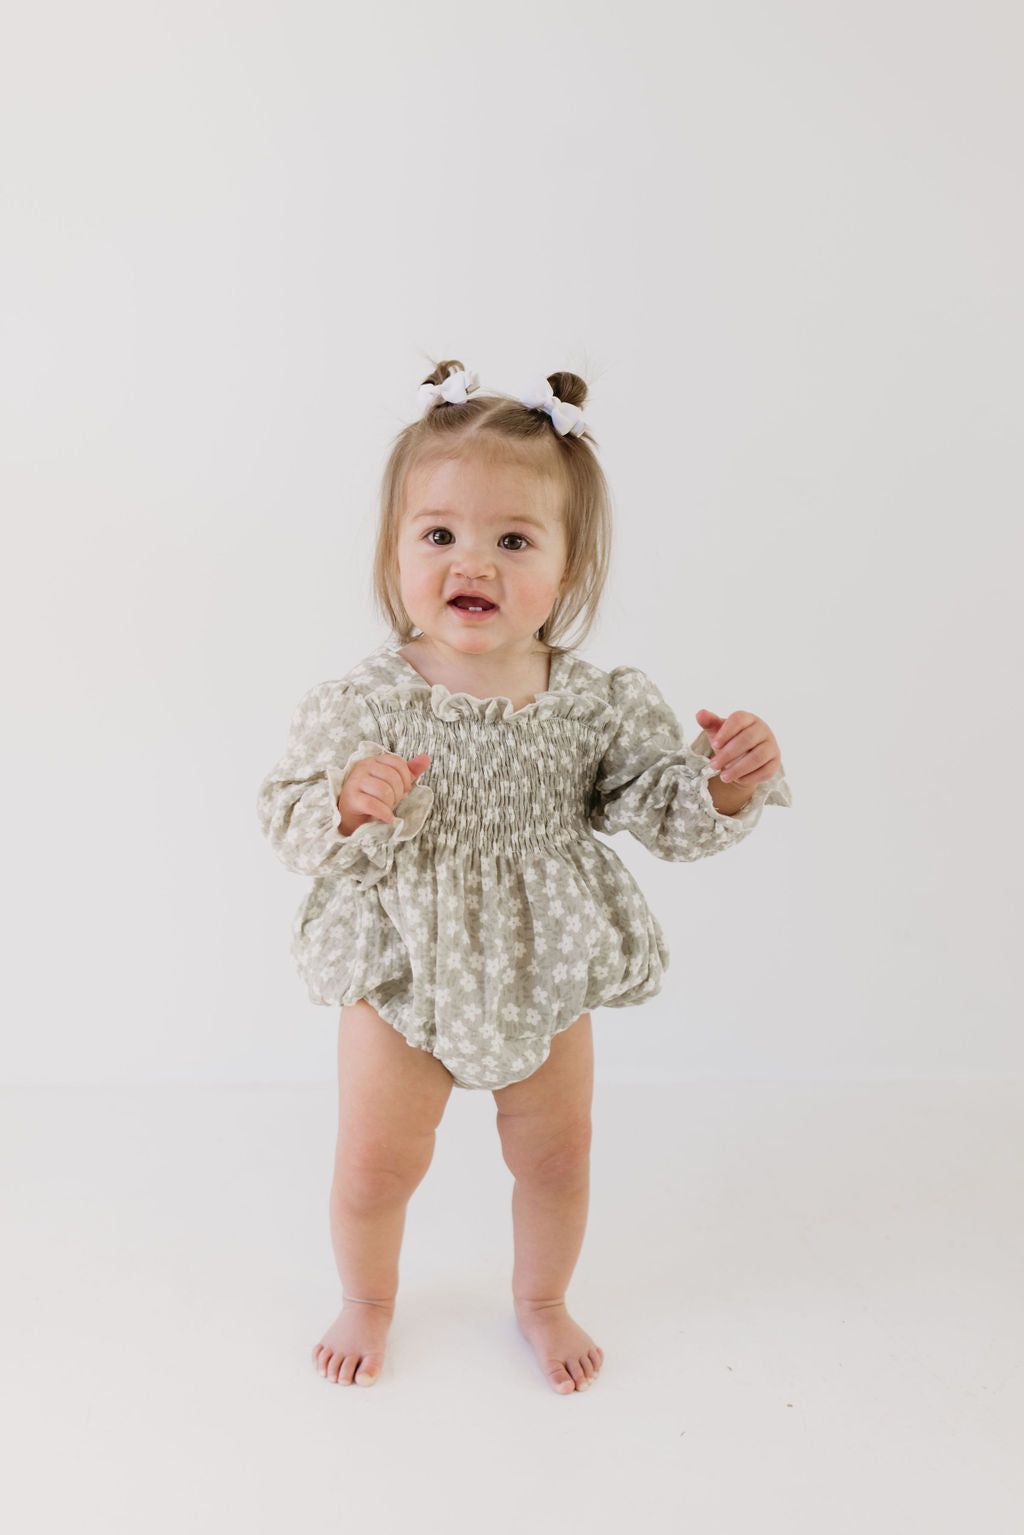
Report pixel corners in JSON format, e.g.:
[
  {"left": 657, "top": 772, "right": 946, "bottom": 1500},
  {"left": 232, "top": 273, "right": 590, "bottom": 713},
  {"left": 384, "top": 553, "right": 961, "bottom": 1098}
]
[{"left": 256, "top": 639, "right": 792, "bottom": 1090}]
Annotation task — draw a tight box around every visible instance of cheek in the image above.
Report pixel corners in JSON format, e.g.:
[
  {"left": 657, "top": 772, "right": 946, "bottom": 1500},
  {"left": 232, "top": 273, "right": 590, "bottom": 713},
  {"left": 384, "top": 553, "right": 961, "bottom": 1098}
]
[
  {"left": 530, "top": 567, "right": 563, "bottom": 595},
  {"left": 399, "top": 564, "right": 443, "bottom": 604}
]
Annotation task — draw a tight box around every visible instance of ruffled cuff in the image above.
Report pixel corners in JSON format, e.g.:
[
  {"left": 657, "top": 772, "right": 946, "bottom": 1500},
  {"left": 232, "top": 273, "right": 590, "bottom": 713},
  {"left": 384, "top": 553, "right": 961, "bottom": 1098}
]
[
  {"left": 689, "top": 728, "right": 793, "bottom": 830},
  {"left": 324, "top": 740, "right": 434, "bottom": 891}
]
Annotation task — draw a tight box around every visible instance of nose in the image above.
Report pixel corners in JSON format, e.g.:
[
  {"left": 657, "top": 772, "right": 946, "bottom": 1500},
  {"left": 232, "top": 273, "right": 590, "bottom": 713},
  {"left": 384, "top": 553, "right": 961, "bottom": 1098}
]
[{"left": 451, "top": 547, "right": 497, "bottom": 581}]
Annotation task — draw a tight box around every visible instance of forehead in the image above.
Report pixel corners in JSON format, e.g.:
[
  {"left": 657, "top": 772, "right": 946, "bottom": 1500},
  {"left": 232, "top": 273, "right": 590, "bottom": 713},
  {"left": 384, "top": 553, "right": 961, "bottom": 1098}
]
[{"left": 403, "top": 447, "right": 563, "bottom": 525}]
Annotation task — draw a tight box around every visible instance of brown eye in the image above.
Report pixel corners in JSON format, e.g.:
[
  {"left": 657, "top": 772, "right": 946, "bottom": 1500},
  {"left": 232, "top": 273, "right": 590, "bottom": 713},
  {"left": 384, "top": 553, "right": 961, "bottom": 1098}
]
[{"left": 424, "top": 528, "right": 529, "bottom": 550}]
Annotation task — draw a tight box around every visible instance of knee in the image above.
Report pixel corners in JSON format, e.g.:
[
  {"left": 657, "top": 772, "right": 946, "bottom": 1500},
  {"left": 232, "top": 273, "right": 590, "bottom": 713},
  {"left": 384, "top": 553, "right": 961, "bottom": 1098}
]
[
  {"left": 333, "top": 1133, "right": 435, "bottom": 1210},
  {"left": 497, "top": 1117, "right": 592, "bottom": 1189}
]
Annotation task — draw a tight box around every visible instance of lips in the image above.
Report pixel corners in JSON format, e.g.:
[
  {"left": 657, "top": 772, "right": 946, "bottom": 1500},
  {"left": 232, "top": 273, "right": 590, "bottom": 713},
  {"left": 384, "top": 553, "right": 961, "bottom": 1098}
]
[{"left": 448, "top": 593, "right": 497, "bottom": 610}]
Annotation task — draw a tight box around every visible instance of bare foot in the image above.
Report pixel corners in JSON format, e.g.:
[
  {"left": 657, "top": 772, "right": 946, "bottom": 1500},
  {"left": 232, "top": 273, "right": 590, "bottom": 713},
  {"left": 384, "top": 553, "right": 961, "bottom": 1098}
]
[
  {"left": 312, "top": 1298, "right": 394, "bottom": 1386},
  {"left": 514, "top": 1300, "right": 604, "bottom": 1394}
]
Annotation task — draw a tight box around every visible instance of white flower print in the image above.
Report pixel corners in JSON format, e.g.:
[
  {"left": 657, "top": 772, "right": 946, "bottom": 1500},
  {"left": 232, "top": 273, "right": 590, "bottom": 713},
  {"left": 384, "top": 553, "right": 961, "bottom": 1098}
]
[{"left": 258, "top": 641, "right": 791, "bottom": 1091}]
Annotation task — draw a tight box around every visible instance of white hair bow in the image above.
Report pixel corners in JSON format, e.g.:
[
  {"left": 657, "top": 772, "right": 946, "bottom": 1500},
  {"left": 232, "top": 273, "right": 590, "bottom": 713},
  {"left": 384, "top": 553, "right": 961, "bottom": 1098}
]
[
  {"left": 416, "top": 368, "right": 480, "bottom": 417},
  {"left": 519, "top": 378, "right": 587, "bottom": 437}
]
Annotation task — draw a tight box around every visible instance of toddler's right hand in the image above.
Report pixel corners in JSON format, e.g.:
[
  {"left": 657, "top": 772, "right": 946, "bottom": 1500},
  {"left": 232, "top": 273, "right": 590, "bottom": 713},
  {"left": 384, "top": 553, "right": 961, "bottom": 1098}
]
[{"left": 337, "top": 751, "right": 431, "bottom": 837}]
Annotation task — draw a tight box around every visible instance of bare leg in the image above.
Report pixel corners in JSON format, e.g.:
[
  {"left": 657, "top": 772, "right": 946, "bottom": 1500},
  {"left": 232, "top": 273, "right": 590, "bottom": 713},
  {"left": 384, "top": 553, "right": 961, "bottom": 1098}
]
[
  {"left": 313, "top": 999, "right": 454, "bottom": 1386},
  {"left": 493, "top": 1013, "right": 605, "bottom": 1394}
]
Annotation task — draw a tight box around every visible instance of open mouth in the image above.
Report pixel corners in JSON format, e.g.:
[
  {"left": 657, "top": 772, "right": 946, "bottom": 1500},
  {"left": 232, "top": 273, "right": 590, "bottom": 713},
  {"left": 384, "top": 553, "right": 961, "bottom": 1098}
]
[{"left": 449, "top": 596, "right": 497, "bottom": 612}]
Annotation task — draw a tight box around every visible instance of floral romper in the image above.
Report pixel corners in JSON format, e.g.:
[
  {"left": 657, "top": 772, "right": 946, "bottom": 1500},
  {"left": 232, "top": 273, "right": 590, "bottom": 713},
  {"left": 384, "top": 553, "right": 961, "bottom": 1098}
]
[{"left": 256, "top": 639, "right": 792, "bottom": 1090}]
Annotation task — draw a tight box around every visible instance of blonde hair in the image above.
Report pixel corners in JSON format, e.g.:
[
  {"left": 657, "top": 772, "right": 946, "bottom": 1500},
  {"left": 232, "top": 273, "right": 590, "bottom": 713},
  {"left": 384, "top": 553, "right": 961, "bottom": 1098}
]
[{"left": 371, "top": 359, "right": 612, "bottom": 655}]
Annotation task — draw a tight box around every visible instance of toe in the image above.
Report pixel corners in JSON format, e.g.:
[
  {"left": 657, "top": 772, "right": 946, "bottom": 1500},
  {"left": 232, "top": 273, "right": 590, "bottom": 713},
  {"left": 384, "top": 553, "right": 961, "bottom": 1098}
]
[
  {"left": 547, "top": 1366, "right": 576, "bottom": 1394},
  {"left": 566, "top": 1358, "right": 588, "bottom": 1390},
  {"left": 337, "top": 1355, "right": 359, "bottom": 1386},
  {"left": 589, "top": 1346, "right": 604, "bottom": 1370},
  {"left": 317, "top": 1348, "right": 332, "bottom": 1378},
  {"left": 355, "top": 1356, "right": 382, "bottom": 1386},
  {"left": 337, "top": 1356, "right": 362, "bottom": 1393}
]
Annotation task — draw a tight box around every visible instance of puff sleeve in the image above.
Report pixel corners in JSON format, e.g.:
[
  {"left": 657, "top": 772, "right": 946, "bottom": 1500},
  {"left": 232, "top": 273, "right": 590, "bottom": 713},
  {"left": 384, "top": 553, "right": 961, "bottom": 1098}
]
[
  {"left": 587, "top": 666, "right": 792, "bottom": 862},
  {"left": 256, "top": 680, "right": 434, "bottom": 890}
]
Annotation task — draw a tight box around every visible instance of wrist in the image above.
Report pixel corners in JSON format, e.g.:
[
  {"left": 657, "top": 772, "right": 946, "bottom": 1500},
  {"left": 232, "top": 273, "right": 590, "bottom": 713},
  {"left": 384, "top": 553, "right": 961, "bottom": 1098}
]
[
  {"left": 707, "top": 774, "right": 756, "bottom": 817},
  {"left": 337, "top": 800, "right": 368, "bottom": 838}
]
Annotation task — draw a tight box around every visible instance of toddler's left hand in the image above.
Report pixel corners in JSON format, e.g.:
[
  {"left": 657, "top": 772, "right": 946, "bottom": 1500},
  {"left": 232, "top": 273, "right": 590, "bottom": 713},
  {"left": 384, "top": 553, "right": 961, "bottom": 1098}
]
[{"left": 695, "top": 708, "right": 781, "bottom": 787}]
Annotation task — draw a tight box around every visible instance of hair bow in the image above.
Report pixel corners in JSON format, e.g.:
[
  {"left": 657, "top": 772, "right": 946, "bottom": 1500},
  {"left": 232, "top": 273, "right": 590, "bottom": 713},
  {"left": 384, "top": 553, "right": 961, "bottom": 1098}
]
[
  {"left": 519, "top": 378, "right": 587, "bottom": 437},
  {"left": 416, "top": 368, "right": 480, "bottom": 417}
]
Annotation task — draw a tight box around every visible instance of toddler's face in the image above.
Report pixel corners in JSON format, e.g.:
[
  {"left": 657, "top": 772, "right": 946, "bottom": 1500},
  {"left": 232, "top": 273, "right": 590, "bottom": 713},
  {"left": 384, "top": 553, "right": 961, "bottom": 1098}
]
[{"left": 397, "top": 451, "right": 569, "bottom": 657}]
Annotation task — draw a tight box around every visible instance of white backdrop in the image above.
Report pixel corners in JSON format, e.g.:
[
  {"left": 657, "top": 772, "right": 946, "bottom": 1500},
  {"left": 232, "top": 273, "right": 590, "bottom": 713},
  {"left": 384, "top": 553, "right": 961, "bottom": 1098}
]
[{"left": 2, "top": 0, "right": 1020, "bottom": 1085}]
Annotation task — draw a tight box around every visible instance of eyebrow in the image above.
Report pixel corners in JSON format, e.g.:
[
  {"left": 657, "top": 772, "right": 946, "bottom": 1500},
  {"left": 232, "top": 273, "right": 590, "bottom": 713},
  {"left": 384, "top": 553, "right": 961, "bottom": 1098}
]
[{"left": 409, "top": 509, "right": 550, "bottom": 530}]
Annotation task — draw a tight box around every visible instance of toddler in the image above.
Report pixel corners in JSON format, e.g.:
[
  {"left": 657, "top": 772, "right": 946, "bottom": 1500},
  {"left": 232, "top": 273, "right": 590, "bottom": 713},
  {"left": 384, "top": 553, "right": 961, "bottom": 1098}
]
[{"left": 256, "top": 360, "right": 792, "bottom": 1394}]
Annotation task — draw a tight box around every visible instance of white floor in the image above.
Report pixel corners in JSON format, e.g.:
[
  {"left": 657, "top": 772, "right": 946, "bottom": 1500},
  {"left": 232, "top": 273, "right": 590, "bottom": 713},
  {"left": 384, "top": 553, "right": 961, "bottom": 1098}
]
[{"left": 3, "top": 1079, "right": 1021, "bottom": 1535}]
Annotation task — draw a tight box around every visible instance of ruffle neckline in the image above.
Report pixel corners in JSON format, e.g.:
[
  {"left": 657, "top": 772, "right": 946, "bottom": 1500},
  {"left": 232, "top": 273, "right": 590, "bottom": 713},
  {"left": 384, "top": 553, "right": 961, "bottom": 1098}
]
[{"left": 371, "top": 641, "right": 619, "bottom": 729}]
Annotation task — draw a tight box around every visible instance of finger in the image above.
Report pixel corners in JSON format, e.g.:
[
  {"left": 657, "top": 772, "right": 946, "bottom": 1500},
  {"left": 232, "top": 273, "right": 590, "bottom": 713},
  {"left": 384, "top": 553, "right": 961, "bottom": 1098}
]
[
  {"left": 710, "top": 711, "right": 756, "bottom": 749},
  {"left": 362, "top": 757, "right": 412, "bottom": 801},
  {"left": 713, "top": 728, "right": 762, "bottom": 773},
  {"left": 355, "top": 788, "right": 397, "bottom": 824},
  {"left": 375, "top": 751, "right": 415, "bottom": 783},
  {"left": 347, "top": 752, "right": 427, "bottom": 821},
  {"left": 720, "top": 745, "right": 775, "bottom": 783},
  {"left": 359, "top": 749, "right": 426, "bottom": 810},
  {"left": 725, "top": 765, "right": 772, "bottom": 787},
  {"left": 712, "top": 719, "right": 761, "bottom": 758},
  {"left": 387, "top": 751, "right": 430, "bottom": 789}
]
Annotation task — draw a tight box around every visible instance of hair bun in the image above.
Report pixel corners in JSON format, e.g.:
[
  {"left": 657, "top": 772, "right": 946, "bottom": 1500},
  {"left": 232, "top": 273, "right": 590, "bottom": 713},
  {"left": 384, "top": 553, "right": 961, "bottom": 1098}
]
[
  {"left": 546, "top": 371, "right": 587, "bottom": 411},
  {"left": 421, "top": 358, "right": 466, "bottom": 388}
]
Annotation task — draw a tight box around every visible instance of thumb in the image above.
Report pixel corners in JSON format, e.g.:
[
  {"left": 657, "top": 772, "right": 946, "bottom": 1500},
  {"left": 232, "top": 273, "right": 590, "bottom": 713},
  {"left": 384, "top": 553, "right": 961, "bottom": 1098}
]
[
  {"left": 695, "top": 709, "right": 723, "bottom": 729},
  {"left": 407, "top": 752, "right": 431, "bottom": 778}
]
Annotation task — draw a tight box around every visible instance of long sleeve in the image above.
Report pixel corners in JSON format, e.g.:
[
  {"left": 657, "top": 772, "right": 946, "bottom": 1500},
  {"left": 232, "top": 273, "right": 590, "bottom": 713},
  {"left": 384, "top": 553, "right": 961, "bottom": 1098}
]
[
  {"left": 587, "top": 666, "right": 792, "bottom": 862},
  {"left": 256, "top": 680, "right": 433, "bottom": 890}
]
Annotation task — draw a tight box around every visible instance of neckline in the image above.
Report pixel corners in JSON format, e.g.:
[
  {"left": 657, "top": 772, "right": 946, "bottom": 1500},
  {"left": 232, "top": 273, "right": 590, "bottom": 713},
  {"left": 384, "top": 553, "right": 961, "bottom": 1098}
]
[{"left": 381, "top": 639, "right": 564, "bottom": 716}]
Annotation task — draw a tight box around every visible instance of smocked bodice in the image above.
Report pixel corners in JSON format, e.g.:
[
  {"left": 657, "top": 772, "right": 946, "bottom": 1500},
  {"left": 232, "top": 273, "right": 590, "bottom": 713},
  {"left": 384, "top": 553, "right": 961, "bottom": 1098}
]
[{"left": 363, "top": 680, "right": 619, "bottom": 856}]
